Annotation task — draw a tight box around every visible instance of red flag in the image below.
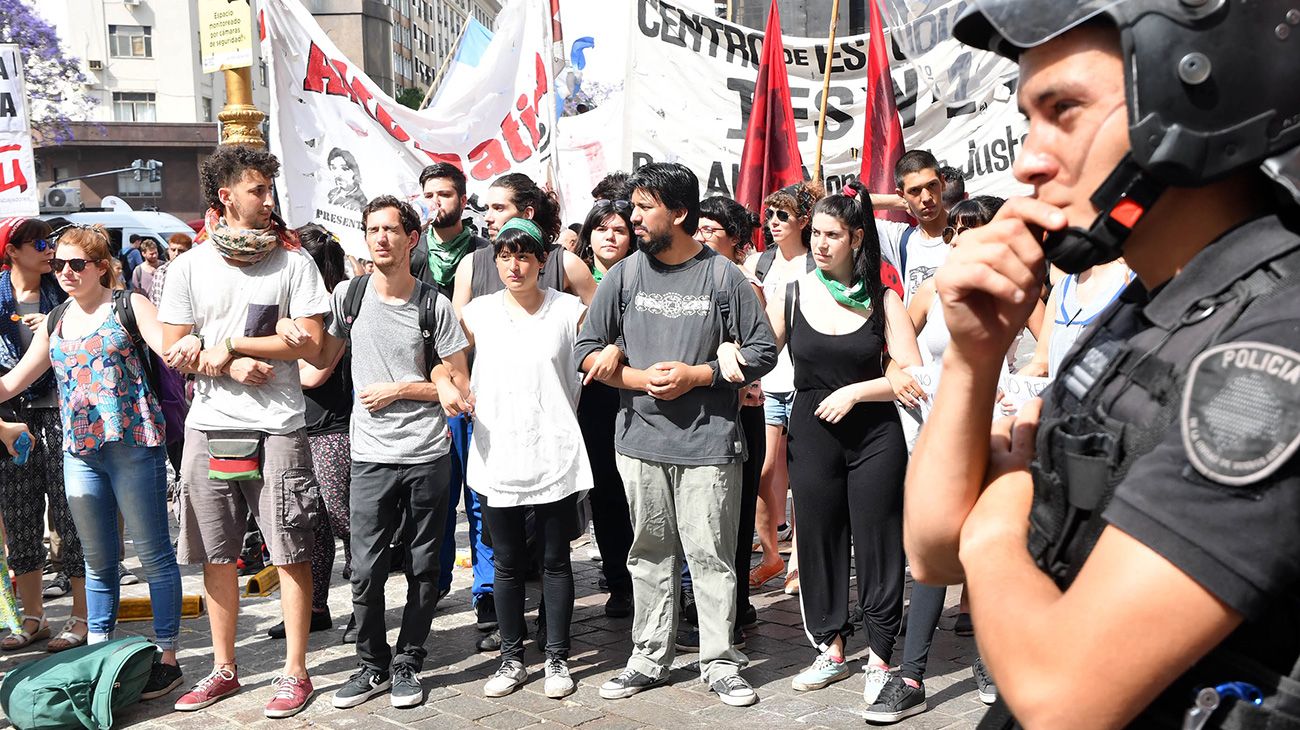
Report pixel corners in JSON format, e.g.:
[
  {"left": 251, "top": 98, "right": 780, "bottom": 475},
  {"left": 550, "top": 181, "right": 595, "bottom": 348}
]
[
  {"left": 860, "top": 0, "right": 908, "bottom": 222},
  {"left": 735, "top": 0, "right": 805, "bottom": 242}
]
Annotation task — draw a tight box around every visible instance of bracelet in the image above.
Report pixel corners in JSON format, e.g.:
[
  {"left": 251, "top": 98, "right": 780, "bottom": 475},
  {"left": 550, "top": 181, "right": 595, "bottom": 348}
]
[{"left": 224, "top": 337, "right": 237, "bottom": 356}]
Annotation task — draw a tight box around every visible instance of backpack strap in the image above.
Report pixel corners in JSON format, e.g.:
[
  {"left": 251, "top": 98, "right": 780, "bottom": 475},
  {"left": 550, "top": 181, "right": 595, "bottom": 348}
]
[
  {"left": 342, "top": 273, "right": 371, "bottom": 330},
  {"left": 44, "top": 300, "right": 73, "bottom": 337},
  {"left": 112, "top": 290, "right": 161, "bottom": 397},
  {"left": 711, "top": 253, "right": 734, "bottom": 342},
  {"left": 754, "top": 248, "right": 776, "bottom": 283},
  {"left": 416, "top": 280, "right": 441, "bottom": 373},
  {"left": 899, "top": 226, "right": 916, "bottom": 278},
  {"left": 617, "top": 253, "right": 642, "bottom": 319},
  {"left": 784, "top": 280, "right": 797, "bottom": 348}
]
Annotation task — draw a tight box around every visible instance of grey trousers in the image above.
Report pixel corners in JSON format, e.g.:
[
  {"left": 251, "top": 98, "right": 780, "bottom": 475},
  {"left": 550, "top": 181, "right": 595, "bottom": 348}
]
[{"left": 615, "top": 454, "right": 747, "bottom": 684}]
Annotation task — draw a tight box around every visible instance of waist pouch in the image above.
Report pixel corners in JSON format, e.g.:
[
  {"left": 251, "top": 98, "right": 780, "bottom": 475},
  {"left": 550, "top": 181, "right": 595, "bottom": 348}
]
[{"left": 206, "top": 431, "right": 265, "bottom": 481}]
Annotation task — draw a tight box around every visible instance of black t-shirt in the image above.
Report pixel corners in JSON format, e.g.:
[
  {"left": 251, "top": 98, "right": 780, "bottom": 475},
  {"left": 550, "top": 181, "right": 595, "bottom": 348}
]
[{"left": 304, "top": 350, "right": 352, "bottom": 437}]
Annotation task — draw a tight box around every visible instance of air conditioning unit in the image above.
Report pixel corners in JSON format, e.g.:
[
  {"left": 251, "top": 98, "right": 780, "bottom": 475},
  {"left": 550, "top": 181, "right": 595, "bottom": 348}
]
[
  {"left": 42, "top": 187, "right": 82, "bottom": 213},
  {"left": 88, "top": 60, "right": 103, "bottom": 71}
]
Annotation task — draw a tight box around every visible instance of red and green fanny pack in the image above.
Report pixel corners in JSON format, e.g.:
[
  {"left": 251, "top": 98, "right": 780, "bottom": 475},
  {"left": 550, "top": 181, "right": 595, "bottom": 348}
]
[{"left": 207, "top": 432, "right": 264, "bottom": 481}]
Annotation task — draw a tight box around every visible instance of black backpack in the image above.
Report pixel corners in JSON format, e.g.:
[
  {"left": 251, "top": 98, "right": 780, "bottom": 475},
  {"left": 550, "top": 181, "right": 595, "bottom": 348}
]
[
  {"left": 341, "top": 274, "right": 442, "bottom": 370},
  {"left": 753, "top": 247, "right": 815, "bottom": 283},
  {"left": 46, "top": 290, "right": 160, "bottom": 397}
]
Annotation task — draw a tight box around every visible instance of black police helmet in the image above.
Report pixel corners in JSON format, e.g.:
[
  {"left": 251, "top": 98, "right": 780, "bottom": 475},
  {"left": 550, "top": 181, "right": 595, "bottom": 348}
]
[{"left": 954, "top": 0, "right": 1300, "bottom": 188}]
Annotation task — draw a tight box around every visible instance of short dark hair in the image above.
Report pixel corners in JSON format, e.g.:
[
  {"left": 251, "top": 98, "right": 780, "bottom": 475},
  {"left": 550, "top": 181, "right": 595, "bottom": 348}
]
[
  {"left": 137, "top": 238, "right": 158, "bottom": 254},
  {"left": 419, "top": 162, "right": 467, "bottom": 196},
  {"left": 575, "top": 199, "right": 637, "bottom": 270},
  {"left": 894, "top": 149, "right": 940, "bottom": 189},
  {"left": 950, "top": 195, "right": 1005, "bottom": 230},
  {"left": 591, "top": 171, "right": 632, "bottom": 201},
  {"left": 492, "top": 226, "right": 550, "bottom": 262},
  {"left": 939, "top": 165, "right": 966, "bottom": 209},
  {"left": 699, "top": 196, "right": 759, "bottom": 254},
  {"left": 201, "top": 145, "right": 281, "bottom": 215},
  {"left": 490, "top": 173, "right": 561, "bottom": 243},
  {"left": 361, "top": 194, "right": 421, "bottom": 236},
  {"left": 628, "top": 162, "right": 700, "bottom": 234},
  {"left": 297, "top": 223, "right": 347, "bottom": 292}
]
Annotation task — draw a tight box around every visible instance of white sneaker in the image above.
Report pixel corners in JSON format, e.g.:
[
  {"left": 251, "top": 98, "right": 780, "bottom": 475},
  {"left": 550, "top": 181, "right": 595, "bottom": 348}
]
[
  {"left": 543, "top": 657, "right": 576, "bottom": 699},
  {"left": 587, "top": 525, "right": 602, "bottom": 561},
  {"left": 862, "top": 664, "right": 891, "bottom": 705},
  {"left": 483, "top": 660, "right": 528, "bottom": 697}
]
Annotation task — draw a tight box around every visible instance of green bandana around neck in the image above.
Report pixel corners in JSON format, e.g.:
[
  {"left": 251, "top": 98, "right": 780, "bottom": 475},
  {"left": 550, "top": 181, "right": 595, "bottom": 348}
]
[
  {"left": 425, "top": 227, "right": 474, "bottom": 286},
  {"left": 591, "top": 265, "right": 604, "bottom": 284},
  {"left": 815, "top": 268, "right": 872, "bottom": 310}
]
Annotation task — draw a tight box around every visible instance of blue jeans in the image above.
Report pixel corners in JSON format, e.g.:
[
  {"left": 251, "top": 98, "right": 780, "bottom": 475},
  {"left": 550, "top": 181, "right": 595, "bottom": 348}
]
[
  {"left": 64, "top": 442, "right": 180, "bottom": 651},
  {"left": 438, "top": 414, "right": 494, "bottom": 599}
]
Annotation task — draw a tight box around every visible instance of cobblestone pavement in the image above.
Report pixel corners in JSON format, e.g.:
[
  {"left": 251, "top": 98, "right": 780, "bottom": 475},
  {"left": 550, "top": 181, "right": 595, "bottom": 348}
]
[{"left": 1, "top": 524, "right": 987, "bottom": 729}]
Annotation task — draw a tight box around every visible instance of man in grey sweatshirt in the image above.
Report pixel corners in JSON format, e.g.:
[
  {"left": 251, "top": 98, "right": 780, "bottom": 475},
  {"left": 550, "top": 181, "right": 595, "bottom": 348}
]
[{"left": 574, "top": 163, "right": 776, "bottom": 707}]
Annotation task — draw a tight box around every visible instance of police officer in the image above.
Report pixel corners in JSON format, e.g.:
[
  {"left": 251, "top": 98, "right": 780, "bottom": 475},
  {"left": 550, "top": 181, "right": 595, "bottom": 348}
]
[{"left": 902, "top": 1, "right": 1300, "bottom": 728}]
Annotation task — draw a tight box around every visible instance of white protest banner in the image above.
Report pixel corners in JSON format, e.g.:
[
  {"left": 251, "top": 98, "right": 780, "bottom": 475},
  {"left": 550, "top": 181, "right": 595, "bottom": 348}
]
[
  {"left": 998, "top": 373, "right": 1051, "bottom": 416},
  {"left": 0, "top": 45, "right": 39, "bottom": 217},
  {"left": 260, "top": 0, "right": 556, "bottom": 257},
  {"left": 556, "top": 0, "right": 1028, "bottom": 208}
]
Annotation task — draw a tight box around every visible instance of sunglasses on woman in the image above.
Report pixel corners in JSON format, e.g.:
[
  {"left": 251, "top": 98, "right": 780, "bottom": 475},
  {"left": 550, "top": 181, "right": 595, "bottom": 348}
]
[
  {"left": 764, "top": 208, "right": 792, "bottom": 223},
  {"left": 16, "top": 238, "right": 52, "bottom": 252},
  {"left": 942, "top": 225, "right": 971, "bottom": 244},
  {"left": 50, "top": 257, "right": 101, "bottom": 273}
]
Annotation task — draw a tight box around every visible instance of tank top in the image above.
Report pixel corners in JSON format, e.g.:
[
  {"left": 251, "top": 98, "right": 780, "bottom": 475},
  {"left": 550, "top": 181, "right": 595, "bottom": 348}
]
[
  {"left": 759, "top": 249, "right": 806, "bottom": 393},
  {"left": 469, "top": 243, "right": 566, "bottom": 299},
  {"left": 917, "top": 295, "right": 951, "bottom": 367},
  {"left": 50, "top": 309, "right": 164, "bottom": 456},
  {"left": 1048, "top": 267, "right": 1133, "bottom": 379},
  {"left": 789, "top": 282, "right": 886, "bottom": 391}
]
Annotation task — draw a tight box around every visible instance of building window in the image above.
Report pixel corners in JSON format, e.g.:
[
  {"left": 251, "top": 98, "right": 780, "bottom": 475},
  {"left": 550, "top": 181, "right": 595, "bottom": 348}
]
[
  {"left": 112, "top": 91, "right": 156, "bottom": 122},
  {"left": 117, "top": 171, "right": 162, "bottom": 198},
  {"left": 202, "top": 96, "right": 214, "bottom": 123},
  {"left": 108, "top": 25, "right": 152, "bottom": 58}
]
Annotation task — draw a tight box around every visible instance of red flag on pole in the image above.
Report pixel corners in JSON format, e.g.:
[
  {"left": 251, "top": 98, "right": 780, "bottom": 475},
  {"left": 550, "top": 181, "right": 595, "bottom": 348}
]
[
  {"left": 735, "top": 0, "right": 805, "bottom": 240},
  {"left": 860, "top": 0, "right": 908, "bottom": 222}
]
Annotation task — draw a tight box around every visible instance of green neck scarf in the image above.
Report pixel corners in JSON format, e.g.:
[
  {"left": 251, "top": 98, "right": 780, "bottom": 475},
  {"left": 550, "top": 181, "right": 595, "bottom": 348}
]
[
  {"left": 815, "top": 268, "right": 872, "bottom": 310},
  {"left": 591, "top": 265, "right": 604, "bottom": 284},
  {"left": 425, "top": 227, "right": 474, "bottom": 287}
]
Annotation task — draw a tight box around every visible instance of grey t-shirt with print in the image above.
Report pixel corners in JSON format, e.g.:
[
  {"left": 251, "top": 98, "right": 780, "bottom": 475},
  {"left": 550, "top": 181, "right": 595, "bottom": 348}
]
[{"left": 327, "top": 278, "right": 468, "bottom": 464}]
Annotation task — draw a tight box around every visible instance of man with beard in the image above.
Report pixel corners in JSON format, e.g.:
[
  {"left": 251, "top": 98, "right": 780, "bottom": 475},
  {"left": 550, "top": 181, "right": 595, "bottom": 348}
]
[
  {"left": 575, "top": 162, "right": 776, "bottom": 707},
  {"left": 162, "top": 145, "right": 330, "bottom": 718},
  {"left": 410, "top": 163, "right": 495, "bottom": 618}
]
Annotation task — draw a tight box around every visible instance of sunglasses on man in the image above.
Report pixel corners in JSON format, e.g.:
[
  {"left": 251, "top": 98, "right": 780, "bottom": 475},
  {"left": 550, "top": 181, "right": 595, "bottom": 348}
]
[{"left": 50, "top": 257, "right": 101, "bottom": 273}]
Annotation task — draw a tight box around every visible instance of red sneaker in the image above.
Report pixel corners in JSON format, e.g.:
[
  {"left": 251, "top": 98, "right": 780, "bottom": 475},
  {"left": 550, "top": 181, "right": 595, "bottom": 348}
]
[
  {"left": 264, "top": 675, "right": 313, "bottom": 718},
  {"left": 174, "top": 666, "right": 240, "bottom": 711}
]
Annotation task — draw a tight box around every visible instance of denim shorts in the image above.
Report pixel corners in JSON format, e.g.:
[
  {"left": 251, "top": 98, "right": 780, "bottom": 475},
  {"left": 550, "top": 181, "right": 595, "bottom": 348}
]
[{"left": 763, "top": 391, "right": 795, "bottom": 429}]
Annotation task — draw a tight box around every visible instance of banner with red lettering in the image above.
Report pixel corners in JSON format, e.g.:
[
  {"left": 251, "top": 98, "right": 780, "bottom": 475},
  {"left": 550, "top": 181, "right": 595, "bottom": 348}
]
[
  {"left": 259, "top": 0, "right": 555, "bottom": 257},
  {"left": 0, "top": 45, "right": 39, "bottom": 217}
]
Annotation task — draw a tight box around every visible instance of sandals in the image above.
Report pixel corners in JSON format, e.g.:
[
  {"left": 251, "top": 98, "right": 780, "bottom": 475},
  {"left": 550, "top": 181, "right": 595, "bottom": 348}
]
[
  {"left": 1, "top": 614, "right": 50, "bottom": 651},
  {"left": 46, "top": 616, "right": 88, "bottom": 653},
  {"left": 749, "top": 559, "right": 785, "bottom": 590}
]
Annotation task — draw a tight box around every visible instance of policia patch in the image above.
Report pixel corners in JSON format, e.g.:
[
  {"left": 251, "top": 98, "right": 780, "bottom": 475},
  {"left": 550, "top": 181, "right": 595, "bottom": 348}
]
[{"left": 1182, "top": 342, "right": 1300, "bottom": 486}]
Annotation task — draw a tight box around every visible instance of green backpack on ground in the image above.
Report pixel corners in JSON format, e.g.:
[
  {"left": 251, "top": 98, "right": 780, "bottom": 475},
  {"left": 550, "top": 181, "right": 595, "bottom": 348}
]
[{"left": 0, "top": 636, "right": 156, "bottom": 729}]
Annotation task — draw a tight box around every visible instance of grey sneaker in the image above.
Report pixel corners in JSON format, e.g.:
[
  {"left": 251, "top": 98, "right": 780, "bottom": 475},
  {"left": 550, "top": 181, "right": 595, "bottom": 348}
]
[
  {"left": 710, "top": 674, "right": 758, "bottom": 707},
  {"left": 331, "top": 666, "right": 390, "bottom": 709},
  {"left": 543, "top": 657, "right": 575, "bottom": 699},
  {"left": 599, "top": 667, "right": 668, "bottom": 699},
  {"left": 390, "top": 664, "right": 424, "bottom": 708},
  {"left": 483, "top": 659, "right": 528, "bottom": 697},
  {"left": 973, "top": 657, "right": 997, "bottom": 705}
]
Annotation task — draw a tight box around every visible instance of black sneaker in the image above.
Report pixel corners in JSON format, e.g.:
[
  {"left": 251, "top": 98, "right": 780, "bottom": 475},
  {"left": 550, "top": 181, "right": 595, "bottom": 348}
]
[
  {"left": 710, "top": 674, "right": 758, "bottom": 707},
  {"left": 140, "top": 661, "right": 184, "bottom": 700},
  {"left": 475, "top": 595, "right": 498, "bottom": 631},
  {"left": 863, "top": 675, "right": 927, "bottom": 724},
  {"left": 118, "top": 563, "right": 142, "bottom": 586},
  {"left": 674, "top": 627, "right": 699, "bottom": 653},
  {"left": 972, "top": 657, "right": 997, "bottom": 705},
  {"left": 476, "top": 629, "right": 501, "bottom": 653},
  {"left": 390, "top": 664, "right": 424, "bottom": 708},
  {"left": 604, "top": 591, "right": 632, "bottom": 618},
  {"left": 599, "top": 668, "right": 668, "bottom": 699},
  {"left": 738, "top": 603, "right": 758, "bottom": 629},
  {"left": 733, "top": 627, "right": 747, "bottom": 650},
  {"left": 42, "top": 573, "right": 70, "bottom": 599},
  {"left": 681, "top": 589, "right": 698, "bottom": 625},
  {"left": 341, "top": 615, "right": 358, "bottom": 644},
  {"left": 267, "top": 610, "right": 332, "bottom": 639},
  {"left": 331, "top": 666, "right": 391, "bottom": 709}
]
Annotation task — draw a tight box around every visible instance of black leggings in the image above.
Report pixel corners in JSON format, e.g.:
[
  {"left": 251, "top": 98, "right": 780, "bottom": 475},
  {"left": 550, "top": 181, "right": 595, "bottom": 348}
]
[
  {"left": 578, "top": 382, "right": 632, "bottom": 595},
  {"left": 735, "top": 405, "right": 766, "bottom": 615},
  {"left": 788, "top": 395, "right": 907, "bottom": 660},
  {"left": 482, "top": 493, "right": 578, "bottom": 661},
  {"left": 899, "top": 581, "right": 947, "bottom": 682}
]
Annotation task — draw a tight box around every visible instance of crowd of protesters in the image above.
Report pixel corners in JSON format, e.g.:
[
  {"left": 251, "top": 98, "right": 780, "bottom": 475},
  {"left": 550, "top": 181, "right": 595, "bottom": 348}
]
[{"left": 0, "top": 142, "right": 1090, "bottom": 722}]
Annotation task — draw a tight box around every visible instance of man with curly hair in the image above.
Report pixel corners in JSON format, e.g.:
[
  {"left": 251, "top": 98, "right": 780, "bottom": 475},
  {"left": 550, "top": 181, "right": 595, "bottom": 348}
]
[{"left": 159, "top": 144, "right": 331, "bottom": 719}]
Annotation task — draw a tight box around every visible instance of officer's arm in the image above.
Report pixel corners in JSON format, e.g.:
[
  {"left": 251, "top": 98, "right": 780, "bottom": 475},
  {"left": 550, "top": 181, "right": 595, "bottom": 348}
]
[{"left": 963, "top": 521, "right": 1241, "bottom": 728}]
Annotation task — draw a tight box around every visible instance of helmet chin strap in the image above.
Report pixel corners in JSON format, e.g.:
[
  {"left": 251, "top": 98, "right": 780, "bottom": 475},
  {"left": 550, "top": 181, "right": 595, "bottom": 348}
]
[{"left": 1041, "top": 153, "right": 1167, "bottom": 275}]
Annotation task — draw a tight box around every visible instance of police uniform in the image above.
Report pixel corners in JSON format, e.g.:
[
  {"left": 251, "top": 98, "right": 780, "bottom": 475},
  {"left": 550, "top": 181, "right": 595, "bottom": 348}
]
[{"left": 980, "top": 213, "right": 1300, "bottom": 728}]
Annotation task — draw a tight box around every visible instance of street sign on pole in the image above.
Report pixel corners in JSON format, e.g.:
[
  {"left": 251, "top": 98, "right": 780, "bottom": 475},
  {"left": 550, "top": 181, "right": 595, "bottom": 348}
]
[
  {"left": 0, "top": 44, "right": 39, "bottom": 217},
  {"left": 199, "top": 0, "right": 254, "bottom": 74}
]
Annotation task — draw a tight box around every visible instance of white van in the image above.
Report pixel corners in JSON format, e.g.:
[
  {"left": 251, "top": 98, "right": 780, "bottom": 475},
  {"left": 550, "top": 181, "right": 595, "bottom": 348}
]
[{"left": 39, "top": 205, "right": 196, "bottom": 261}]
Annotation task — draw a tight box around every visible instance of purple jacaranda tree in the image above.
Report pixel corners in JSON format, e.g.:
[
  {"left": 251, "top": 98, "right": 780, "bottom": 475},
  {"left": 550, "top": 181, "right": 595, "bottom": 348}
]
[{"left": 0, "top": 0, "right": 95, "bottom": 143}]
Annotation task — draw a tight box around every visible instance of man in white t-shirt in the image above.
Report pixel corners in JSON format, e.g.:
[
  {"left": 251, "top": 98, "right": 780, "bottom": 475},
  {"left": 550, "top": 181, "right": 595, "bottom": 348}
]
[
  {"left": 160, "top": 145, "right": 330, "bottom": 719},
  {"left": 875, "top": 150, "right": 954, "bottom": 306}
]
